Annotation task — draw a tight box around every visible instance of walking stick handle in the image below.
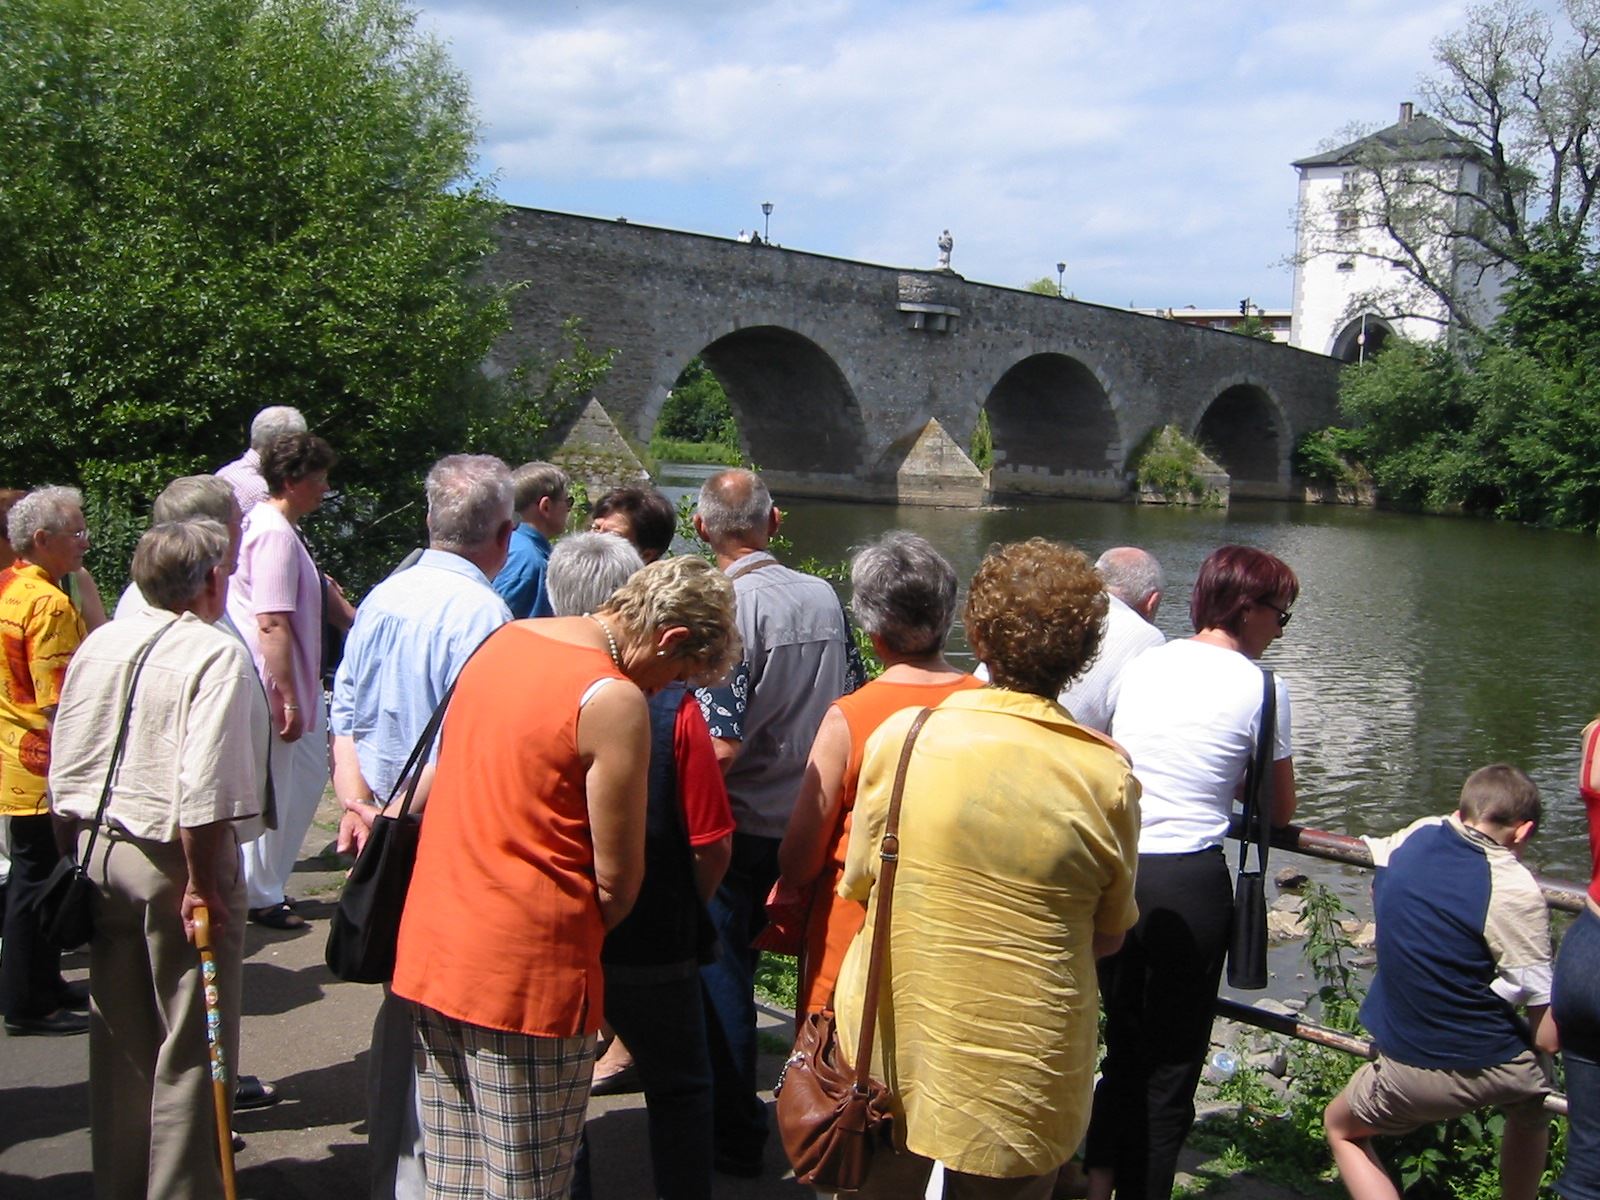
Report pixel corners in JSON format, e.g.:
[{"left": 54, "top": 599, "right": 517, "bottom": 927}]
[{"left": 193, "top": 902, "right": 239, "bottom": 1200}]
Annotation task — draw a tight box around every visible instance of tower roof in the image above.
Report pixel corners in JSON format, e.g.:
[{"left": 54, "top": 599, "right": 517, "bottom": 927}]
[{"left": 1293, "top": 107, "right": 1481, "bottom": 169}]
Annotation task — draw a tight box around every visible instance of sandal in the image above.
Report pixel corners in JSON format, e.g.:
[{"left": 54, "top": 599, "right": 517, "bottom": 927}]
[
  {"left": 247, "top": 903, "right": 306, "bottom": 930},
  {"left": 235, "top": 1074, "right": 281, "bottom": 1110}
]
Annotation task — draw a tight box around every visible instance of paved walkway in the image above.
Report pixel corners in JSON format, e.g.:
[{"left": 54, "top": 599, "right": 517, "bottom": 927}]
[{"left": 0, "top": 794, "right": 1293, "bottom": 1199}]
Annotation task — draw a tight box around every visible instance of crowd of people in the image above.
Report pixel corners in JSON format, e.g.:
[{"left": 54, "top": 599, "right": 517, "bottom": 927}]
[{"left": 0, "top": 403, "right": 1595, "bottom": 1200}]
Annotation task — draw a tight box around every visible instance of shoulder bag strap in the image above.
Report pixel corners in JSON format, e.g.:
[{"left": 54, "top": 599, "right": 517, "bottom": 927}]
[
  {"left": 79, "top": 620, "right": 179, "bottom": 863},
  {"left": 728, "top": 555, "right": 783, "bottom": 582},
  {"left": 1239, "top": 669, "right": 1277, "bottom": 875},
  {"left": 851, "top": 705, "right": 934, "bottom": 1093}
]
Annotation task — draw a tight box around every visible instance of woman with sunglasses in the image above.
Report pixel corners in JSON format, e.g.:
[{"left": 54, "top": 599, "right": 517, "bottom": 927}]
[{"left": 1084, "top": 544, "right": 1299, "bottom": 1200}]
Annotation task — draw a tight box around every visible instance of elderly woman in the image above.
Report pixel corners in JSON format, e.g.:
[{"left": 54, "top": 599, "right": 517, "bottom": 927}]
[
  {"left": 590, "top": 486, "right": 678, "bottom": 563},
  {"left": 550, "top": 532, "right": 736, "bottom": 1200},
  {"left": 392, "top": 554, "right": 739, "bottom": 1199},
  {"left": 774, "top": 531, "right": 978, "bottom": 1014},
  {"left": 49, "top": 521, "right": 268, "bottom": 1197},
  {"left": 226, "top": 432, "right": 337, "bottom": 930},
  {"left": 0, "top": 486, "right": 92, "bottom": 1036},
  {"left": 1085, "top": 544, "right": 1298, "bottom": 1200},
  {"left": 831, "top": 538, "right": 1141, "bottom": 1199}
]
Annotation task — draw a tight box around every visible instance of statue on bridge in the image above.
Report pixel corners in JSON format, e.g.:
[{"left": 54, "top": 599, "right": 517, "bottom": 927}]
[{"left": 937, "top": 229, "right": 953, "bottom": 270}]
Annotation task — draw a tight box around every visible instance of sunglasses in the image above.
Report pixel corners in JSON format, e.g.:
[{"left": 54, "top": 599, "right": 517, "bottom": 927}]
[{"left": 1260, "top": 601, "right": 1293, "bottom": 629}]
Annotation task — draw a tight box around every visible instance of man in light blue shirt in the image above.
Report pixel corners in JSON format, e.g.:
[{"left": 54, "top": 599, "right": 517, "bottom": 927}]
[
  {"left": 491, "top": 460, "right": 571, "bottom": 618},
  {"left": 330, "top": 454, "right": 514, "bottom": 1200}
]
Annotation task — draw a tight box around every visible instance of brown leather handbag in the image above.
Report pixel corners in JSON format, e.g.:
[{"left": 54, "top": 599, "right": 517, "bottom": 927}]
[{"left": 775, "top": 707, "right": 933, "bottom": 1192}]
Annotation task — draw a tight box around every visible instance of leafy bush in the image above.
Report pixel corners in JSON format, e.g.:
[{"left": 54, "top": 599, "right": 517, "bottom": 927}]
[
  {"left": 649, "top": 437, "right": 744, "bottom": 466},
  {"left": 1129, "top": 426, "right": 1222, "bottom": 504},
  {"left": 1294, "top": 427, "right": 1370, "bottom": 488}
]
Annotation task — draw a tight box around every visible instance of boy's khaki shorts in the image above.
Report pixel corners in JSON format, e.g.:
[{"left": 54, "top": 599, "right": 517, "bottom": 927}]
[{"left": 1342, "top": 1048, "right": 1550, "bottom": 1135}]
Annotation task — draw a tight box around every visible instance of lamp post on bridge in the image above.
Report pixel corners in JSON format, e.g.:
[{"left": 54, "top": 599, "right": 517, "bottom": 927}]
[
  {"left": 1056, "top": 261, "right": 1066, "bottom": 297},
  {"left": 761, "top": 201, "right": 773, "bottom": 244}
]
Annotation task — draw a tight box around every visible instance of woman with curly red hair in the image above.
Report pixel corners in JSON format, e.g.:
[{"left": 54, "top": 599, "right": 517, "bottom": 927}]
[{"left": 831, "top": 538, "right": 1141, "bottom": 1198}]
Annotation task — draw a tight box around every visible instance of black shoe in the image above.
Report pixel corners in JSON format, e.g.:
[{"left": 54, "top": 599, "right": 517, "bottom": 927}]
[
  {"left": 58, "top": 980, "right": 91, "bottom": 1011},
  {"left": 231, "top": 1133, "right": 246, "bottom": 1154},
  {"left": 235, "top": 1074, "right": 281, "bottom": 1110},
  {"left": 713, "top": 1153, "right": 764, "bottom": 1179},
  {"left": 5, "top": 1008, "right": 89, "bottom": 1036}
]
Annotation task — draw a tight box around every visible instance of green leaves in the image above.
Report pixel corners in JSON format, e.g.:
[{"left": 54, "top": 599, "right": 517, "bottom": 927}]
[{"left": 0, "top": 0, "right": 575, "bottom": 595}]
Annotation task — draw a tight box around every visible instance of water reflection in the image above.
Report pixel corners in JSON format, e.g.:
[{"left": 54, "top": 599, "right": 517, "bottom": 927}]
[{"left": 657, "top": 475, "right": 1596, "bottom": 881}]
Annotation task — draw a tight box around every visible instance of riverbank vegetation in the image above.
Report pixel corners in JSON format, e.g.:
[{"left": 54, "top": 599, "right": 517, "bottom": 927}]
[
  {"left": 0, "top": 0, "right": 599, "bottom": 596},
  {"left": 1303, "top": 236, "right": 1600, "bottom": 531},
  {"left": 652, "top": 357, "right": 744, "bottom": 465},
  {"left": 1131, "top": 426, "right": 1226, "bottom": 506}
]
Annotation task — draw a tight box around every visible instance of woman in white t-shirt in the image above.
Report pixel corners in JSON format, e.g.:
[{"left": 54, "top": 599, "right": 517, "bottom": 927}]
[{"left": 1084, "top": 545, "right": 1298, "bottom": 1200}]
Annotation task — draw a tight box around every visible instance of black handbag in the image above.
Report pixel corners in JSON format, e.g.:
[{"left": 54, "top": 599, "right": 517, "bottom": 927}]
[
  {"left": 36, "top": 622, "right": 176, "bottom": 950},
  {"left": 1227, "top": 669, "right": 1276, "bottom": 991},
  {"left": 324, "top": 675, "right": 457, "bottom": 984}
]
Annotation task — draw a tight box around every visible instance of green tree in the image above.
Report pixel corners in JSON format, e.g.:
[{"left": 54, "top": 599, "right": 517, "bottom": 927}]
[
  {"left": 0, "top": 0, "right": 573, "bottom": 592},
  {"left": 656, "top": 357, "right": 737, "bottom": 447},
  {"left": 1023, "top": 276, "right": 1062, "bottom": 296}
]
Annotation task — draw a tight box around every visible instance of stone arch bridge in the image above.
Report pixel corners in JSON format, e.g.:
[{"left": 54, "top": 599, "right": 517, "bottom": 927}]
[{"left": 488, "top": 207, "right": 1344, "bottom": 505}]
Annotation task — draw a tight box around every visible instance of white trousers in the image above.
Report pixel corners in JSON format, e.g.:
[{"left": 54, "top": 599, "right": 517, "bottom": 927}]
[{"left": 241, "top": 723, "right": 329, "bottom": 910}]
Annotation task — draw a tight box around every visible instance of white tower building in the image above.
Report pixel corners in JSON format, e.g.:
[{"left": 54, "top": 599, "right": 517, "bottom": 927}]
[{"left": 1290, "top": 102, "right": 1511, "bottom": 361}]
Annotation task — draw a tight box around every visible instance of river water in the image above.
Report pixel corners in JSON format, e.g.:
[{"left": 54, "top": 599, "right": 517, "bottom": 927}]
[{"left": 659, "top": 471, "right": 1598, "bottom": 885}]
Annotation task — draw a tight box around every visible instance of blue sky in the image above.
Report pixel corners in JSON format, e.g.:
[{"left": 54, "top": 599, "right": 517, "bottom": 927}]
[{"left": 412, "top": 0, "right": 1471, "bottom": 310}]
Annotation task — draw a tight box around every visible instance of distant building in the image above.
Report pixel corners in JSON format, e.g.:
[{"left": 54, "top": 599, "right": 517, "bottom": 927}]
[
  {"left": 1289, "top": 101, "right": 1511, "bottom": 362},
  {"left": 1134, "top": 306, "right": 1291, "bottom": 342}
]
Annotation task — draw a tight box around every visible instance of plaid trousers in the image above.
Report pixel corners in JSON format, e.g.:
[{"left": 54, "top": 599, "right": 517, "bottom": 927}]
[{"left": 413, "top": 1003, "right": 592, "bottom": 1199}]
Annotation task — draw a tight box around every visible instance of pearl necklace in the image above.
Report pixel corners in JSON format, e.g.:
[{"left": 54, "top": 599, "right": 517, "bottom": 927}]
[{"left": 586, "top": 614, "right": 622, "bottom": 670}]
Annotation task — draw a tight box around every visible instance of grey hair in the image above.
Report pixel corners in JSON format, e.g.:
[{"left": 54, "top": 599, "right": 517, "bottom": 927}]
[
  {"left": 1095, "top": 546, "right": 1164, "bottom": 608},
  {"left": 427, "top": 455, "right": 514, "bottom": 549},
  {"left": 850, "top": 531, "right": 958, "bottom": 656},
  {"left": 152, "top": 475, "right": 236, "bottom": 526},
  {"left": 510, "top": 461, "right": 569, "bottom": 512},
  {"left": 547, "top": 532, "right": 644, "bottom": 617},
  {"left": 7, "top": 486, "right": 83, "bottom": 557},
  {"left": 132, "top": 520, "right": 228, "bottom": 612},
  {"left": 248, "top": 406, "right": 307, "bottom": 454},
  {"left": 696, "top": 469, "right": 773, "bottom": 542}
]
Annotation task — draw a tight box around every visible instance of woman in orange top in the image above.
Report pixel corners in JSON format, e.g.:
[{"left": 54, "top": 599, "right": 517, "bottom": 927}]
[
  {"left": 775, "top": 532, "right": 979, "bottom": 1014},
  {"left": 392, "top": 556, "right": 738, "bottom": 1199}
]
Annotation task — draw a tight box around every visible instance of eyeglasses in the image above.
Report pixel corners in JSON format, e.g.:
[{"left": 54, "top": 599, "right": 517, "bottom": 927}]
[{"left": 1260, "top": 601, "right": 1292, "bottom": 629}]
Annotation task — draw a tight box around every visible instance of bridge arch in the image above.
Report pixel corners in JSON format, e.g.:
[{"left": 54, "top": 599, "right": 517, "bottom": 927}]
[
  {"left": 1328, "top": 314, "right": 1395, "bottom": 363},
  {"left": 982, "top": 352, "right": 1126, "bottom": 498},
  {"left": 1192, "top": 381, "right": 1288, "bottom": 492},
  {"left": 648, "top": 324, "right": 867, "bottom": 480}
]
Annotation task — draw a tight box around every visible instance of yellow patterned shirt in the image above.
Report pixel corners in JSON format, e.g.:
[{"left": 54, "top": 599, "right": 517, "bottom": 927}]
[{"left": 0, "top": 562, "right": 86, "bottom": 816}]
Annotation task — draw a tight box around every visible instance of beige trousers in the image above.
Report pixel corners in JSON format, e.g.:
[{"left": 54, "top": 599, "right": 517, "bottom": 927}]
[{"left": 84, "top": 826, "right": 245, "bottom": 1200}]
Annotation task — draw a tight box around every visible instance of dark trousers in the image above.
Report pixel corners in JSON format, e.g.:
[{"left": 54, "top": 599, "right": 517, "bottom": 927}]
[
  {"left": 1554, "top": 906, "right": 1600, "bottom": 1200},
  {"left": 1085, "top": 847, "right": 1232, "bottom": 1200},
  {"left": 572, "top": 967, "right": 713, "bottom": 1200},
  {"left": 0, "top": 813, "right": 68, "bottom": 1021},
  {"left": 699, "top": 832, "right": 780, "bottom": 1166}
]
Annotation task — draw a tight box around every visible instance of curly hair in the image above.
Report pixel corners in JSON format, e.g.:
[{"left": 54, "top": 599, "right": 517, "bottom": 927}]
[
  {"left": 600, "top": 555, "right": 741, "bottom": 685},
  {"left": 965, "top": 537, "right": 1107, "bottom": 699},
  {"left": 260, "top": 433, "right": 337, "bottom": 496}
]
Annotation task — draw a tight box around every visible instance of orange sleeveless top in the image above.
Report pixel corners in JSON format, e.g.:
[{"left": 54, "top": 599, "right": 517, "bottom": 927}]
[
  {"left": 392, "top": 624, "right": 624, "bottom": 1036},
  {"left": 798, "top": 673, "right": 981, "bottom": 1013}
]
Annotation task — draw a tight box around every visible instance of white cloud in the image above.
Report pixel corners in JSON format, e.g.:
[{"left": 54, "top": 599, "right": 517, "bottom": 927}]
[{"left": 416, "top": 0, "right": 1470, "bottom": 307}]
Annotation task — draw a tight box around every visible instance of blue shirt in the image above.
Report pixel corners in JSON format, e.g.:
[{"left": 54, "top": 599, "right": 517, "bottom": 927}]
[
  {"left": 492, "top": 524, "right": 553, "bottom": 619},
  {"left": 1360, "top": 814, "right": 1553, "bottom": 1070},
  {"left": 330, "top": 550, "right": 511, "bottom": 798}
]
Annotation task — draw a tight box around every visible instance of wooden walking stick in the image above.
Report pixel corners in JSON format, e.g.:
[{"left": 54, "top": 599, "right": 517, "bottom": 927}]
[{"left": 192, "top": 904, "right": 239, "bottom": 1200}]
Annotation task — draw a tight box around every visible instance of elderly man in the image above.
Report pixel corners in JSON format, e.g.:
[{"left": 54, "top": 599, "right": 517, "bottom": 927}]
[
  {"left": 691, "top": 468, "right": 859, "bottom": 1177},
  {"left": 1062, "top": 546, "right": 1166, "bottom": 733},
  {"left": 0, "top": 487, "right": 91, "bottom": 1036},
  {"left": 331, "top": 454, "right": 514, "bottom": 1200},
  {"left": 217, "top": 405, "right": 307, "bottom": 518},
  {"left": 50, "top": 520, "right": 268, "bottom": 1196},
  {"left": 491, "top": 461, "right": 571, "bottom": 618}
]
